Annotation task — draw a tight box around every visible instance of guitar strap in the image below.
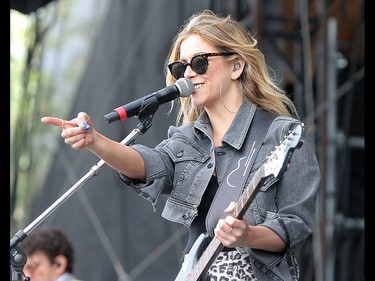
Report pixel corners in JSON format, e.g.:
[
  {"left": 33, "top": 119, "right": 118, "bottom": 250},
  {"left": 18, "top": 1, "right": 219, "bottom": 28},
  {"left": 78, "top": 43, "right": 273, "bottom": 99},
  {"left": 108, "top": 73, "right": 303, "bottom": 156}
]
[{"left": 205, "top": 109, "right": 276, "bottom": 233}]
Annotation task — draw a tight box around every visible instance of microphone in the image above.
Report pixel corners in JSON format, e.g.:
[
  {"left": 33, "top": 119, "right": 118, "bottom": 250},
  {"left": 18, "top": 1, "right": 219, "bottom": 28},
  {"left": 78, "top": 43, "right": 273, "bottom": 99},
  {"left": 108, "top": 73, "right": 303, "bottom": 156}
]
[{"left": 104, "top": 78, "right": 194, "bottom": 124}]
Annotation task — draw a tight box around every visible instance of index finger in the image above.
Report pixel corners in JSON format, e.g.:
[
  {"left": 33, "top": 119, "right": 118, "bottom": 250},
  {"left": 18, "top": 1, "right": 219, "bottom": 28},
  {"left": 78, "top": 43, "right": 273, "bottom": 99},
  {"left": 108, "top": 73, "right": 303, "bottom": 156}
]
[{"left": 41, "top": 116, "right": 78, "bottom": 128}]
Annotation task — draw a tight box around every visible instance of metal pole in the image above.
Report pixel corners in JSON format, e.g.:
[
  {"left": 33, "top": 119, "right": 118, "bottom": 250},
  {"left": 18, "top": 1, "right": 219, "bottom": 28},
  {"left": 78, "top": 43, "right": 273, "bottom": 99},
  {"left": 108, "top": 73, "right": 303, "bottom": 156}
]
[{"left": 325, "top": 17, "right": 339, "bottom": 281}]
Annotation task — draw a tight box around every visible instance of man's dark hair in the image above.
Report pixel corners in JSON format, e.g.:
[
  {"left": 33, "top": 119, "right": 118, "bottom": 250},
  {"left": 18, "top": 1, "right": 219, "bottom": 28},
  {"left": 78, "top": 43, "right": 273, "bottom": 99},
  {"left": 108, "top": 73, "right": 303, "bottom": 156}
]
[{"left": 20, "top": 226, "right": 75, "bottom": 273}]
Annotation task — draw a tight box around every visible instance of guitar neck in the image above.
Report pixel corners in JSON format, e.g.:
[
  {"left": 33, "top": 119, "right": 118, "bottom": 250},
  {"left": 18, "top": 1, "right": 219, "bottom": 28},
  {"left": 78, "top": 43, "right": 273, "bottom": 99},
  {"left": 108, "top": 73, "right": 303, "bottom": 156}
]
[{"left": 235, "top": 165, "right": 270, "bottom": 219}]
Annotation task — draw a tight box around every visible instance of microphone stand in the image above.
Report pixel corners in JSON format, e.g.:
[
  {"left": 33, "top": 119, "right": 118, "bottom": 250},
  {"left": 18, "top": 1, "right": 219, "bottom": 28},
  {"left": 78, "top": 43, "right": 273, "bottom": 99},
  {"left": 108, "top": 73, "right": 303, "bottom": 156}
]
[{"left": 10, "top": 96, "right": 161, "bottom": 281}]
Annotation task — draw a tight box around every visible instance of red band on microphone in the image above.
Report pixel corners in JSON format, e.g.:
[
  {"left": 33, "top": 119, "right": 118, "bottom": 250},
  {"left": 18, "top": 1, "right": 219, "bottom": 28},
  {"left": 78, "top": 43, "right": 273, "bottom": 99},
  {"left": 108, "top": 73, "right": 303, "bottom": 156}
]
[{"left": 115, "top": 106, "right": 128, "bottom": 121}]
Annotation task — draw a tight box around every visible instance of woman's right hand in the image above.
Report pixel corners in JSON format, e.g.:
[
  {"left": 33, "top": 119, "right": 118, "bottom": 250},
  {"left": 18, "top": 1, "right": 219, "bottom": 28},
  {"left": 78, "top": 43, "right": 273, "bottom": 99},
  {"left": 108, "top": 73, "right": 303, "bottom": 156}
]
[
  {"left": 42, "top": 111, "right": 147, "bottom": 179},
  {"left": 41, "top": 112, "right": 95, "bottom": 150}
]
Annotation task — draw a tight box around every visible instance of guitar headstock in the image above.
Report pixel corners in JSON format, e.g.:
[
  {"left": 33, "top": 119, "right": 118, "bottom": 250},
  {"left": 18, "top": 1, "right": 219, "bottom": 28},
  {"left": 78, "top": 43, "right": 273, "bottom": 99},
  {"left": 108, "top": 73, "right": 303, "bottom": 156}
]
[{"left": 264, "top": 123, "right": 304, "bottom": 179}]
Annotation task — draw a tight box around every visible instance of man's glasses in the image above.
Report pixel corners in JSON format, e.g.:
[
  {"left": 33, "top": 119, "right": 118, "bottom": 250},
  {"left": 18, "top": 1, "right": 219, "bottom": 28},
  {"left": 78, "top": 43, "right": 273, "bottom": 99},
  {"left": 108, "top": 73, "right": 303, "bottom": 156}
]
[{"left": 168, "top": 52, "right": 236, "bottom": 80}]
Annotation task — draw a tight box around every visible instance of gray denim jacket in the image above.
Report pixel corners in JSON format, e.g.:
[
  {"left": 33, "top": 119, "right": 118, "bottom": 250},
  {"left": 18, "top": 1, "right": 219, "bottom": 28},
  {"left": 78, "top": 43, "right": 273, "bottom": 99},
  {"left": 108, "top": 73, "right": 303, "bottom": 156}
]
[{"left": 117, "top": 100, "right": 321, "bottom": 280}]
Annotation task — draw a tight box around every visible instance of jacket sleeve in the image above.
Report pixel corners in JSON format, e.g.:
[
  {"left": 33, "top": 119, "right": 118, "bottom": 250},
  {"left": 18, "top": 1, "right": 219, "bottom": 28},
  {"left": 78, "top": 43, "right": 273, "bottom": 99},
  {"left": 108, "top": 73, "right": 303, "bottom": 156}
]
[{"left": 115, "top": 126, "right": 180, "bottom": 207}]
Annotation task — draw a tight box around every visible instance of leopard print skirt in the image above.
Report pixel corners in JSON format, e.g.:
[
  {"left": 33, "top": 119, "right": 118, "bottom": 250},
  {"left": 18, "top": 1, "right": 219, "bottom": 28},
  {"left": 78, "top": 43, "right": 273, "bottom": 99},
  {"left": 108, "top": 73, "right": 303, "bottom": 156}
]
[{"left": 206, "top": 250, "right": 258, "bottom": 281}]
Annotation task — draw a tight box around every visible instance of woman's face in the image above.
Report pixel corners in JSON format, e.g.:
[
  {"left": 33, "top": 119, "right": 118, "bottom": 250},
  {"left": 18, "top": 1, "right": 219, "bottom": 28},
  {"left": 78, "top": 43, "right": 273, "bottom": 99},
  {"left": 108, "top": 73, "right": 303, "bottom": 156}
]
[{"left": 179, "top": 34, "right": 235, "bottom": 110}]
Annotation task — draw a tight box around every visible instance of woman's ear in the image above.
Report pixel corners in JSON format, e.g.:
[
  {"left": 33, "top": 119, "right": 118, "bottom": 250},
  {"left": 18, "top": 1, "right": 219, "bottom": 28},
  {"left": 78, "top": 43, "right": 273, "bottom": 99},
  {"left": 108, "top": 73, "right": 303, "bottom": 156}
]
[
  {"left": 231, "top": 59, "right": 245, "bottom": 80},
  {"left": 233, "top": 62, "right": 241, "bottom": 70}
]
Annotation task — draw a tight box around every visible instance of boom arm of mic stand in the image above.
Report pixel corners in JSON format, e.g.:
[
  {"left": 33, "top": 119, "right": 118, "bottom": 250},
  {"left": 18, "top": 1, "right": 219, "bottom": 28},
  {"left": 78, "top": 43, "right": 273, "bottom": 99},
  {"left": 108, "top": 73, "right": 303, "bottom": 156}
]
[{"left": 10, "top": 109, "right": 157, "bottom": 279}]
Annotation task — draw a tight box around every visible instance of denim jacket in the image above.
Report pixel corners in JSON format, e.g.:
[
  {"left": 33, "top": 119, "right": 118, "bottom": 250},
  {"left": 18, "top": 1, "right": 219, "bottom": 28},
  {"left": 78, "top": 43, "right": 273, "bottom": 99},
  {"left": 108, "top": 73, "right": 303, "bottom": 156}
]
[{"left": 117, "top": 100, "right": 321, "bottom": 280}]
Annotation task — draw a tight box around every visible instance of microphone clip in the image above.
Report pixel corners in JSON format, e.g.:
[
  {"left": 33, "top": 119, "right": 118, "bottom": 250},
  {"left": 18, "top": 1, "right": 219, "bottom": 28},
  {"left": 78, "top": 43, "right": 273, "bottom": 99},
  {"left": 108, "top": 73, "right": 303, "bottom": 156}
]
[{"left": 136, "top": 95, "right": 159, "bottom": 133}]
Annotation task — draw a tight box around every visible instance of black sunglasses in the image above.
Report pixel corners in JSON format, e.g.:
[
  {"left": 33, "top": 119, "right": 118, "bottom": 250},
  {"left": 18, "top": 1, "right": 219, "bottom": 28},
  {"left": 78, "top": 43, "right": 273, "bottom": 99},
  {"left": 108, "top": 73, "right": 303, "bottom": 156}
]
[{"left": 168, "top": 52, "right": 236, "bottom": 80}]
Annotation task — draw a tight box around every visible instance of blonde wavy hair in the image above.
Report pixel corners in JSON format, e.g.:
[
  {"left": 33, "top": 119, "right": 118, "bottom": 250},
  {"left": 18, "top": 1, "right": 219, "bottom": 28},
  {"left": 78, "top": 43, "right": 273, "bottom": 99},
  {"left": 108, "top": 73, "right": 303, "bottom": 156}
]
[{"left": 165, "top": 9, "right": 298, "bottom": 125}]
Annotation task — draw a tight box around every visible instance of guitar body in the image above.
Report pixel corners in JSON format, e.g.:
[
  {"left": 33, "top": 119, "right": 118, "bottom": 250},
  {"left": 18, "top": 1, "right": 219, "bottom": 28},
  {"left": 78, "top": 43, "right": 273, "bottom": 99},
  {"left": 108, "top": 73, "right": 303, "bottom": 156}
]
[{"left": 174, "top": 233, "right": 212, "bottom": 281}]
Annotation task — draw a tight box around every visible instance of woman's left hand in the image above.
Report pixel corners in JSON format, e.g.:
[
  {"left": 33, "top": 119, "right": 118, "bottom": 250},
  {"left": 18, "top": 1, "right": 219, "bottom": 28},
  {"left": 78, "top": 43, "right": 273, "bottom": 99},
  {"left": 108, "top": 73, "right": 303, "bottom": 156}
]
[{"left": 214, "top": 202, "right": 250, "bottom": 248}]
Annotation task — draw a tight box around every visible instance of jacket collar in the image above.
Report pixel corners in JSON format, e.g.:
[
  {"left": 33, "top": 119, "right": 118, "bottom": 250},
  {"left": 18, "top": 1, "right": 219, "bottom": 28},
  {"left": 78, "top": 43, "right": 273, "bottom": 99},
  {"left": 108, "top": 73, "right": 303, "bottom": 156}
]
[{"left": 193, "top": 100, "right": 257, "bottom": 150}]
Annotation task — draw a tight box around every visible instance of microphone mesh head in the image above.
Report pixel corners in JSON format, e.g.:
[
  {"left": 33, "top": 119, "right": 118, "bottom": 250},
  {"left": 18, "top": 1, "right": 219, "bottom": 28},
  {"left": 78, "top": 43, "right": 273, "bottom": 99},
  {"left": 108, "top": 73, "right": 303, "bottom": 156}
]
[{"left": 175, "top": 78, "right": 194, "bottom": 97}]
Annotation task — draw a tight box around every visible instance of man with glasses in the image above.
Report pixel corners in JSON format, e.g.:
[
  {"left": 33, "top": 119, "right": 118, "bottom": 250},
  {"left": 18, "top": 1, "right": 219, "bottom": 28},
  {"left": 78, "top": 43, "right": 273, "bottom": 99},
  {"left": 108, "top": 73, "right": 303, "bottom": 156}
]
[{"left": 41, "top": 9, "right": 320, "bottom": 281}]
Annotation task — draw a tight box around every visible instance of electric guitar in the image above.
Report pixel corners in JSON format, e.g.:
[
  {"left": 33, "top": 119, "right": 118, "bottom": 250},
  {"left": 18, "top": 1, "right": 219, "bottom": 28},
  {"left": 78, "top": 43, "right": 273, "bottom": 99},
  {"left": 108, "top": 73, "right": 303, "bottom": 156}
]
[{"left": 174, "top": 123, "right": 304, "bottom": 281}]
